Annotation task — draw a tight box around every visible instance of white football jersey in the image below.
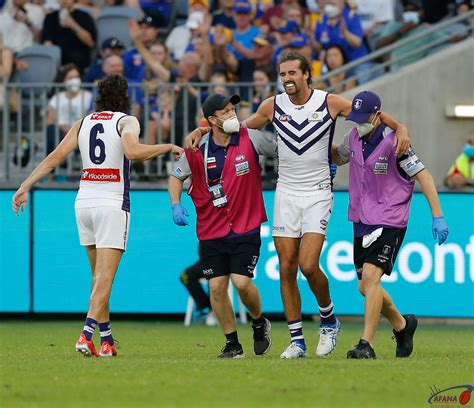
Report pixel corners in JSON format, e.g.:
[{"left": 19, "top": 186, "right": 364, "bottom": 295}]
[
  {"left": 75, "top": 111, "right": 132, "bottom": 211},
  {"left": 273, "top": 89, "right": 335, "bottom": 196}
]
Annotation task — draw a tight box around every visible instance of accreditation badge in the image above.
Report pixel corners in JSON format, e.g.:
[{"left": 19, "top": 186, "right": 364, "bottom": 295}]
[{"left": 209, "top": 184, "right": 227, "bottom": 207}]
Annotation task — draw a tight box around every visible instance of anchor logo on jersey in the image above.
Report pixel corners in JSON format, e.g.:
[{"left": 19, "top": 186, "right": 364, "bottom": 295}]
[{"left": 354, "top": 99, "right": 363, "bottom": 110}]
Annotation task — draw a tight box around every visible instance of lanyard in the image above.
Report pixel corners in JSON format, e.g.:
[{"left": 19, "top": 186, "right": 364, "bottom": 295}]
[{"left": 204, "top": 137, "right": 223, "bottom": 187}]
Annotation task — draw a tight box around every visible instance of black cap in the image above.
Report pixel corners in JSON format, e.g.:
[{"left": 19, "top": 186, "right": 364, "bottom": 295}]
[
  {"left": 202, "top": 94, "right": 240, "bottom": 120},
  {"left": 102, "top": 37, "right": 125, "bottom": 50},
  {"left": 138, "top": 15, "right": 161, "bottom": 28}
]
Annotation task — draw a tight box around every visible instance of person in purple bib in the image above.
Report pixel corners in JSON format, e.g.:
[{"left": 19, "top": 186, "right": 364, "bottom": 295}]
[{"left": 332, "top": 90, "right": 449, "bottom": 359}]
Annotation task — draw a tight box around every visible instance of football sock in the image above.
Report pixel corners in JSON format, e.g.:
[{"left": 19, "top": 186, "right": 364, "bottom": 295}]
[
  {"left": 252, "top": 315, "right": 265, "bottom": 326},
  {"left": 82, "top": 317, "right": 97, "bottom": 341},
  {"left": 225, "top": 331, "right": 239, "bottom": 345},
  {"left": 99, "top": 321, "right": 114, "bottom": 345},
  {"left": 319, "top": 301, "right": 337, "bottom": 325},
  {"left": 288, "top": 319, "right": 306, "bottom": 349}
]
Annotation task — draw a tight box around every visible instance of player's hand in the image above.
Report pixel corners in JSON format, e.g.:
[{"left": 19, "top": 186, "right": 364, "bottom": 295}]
[
  {"left": 172, "top": 203, "right": 189, "bottom": 226},
  {"left": 171, "top": 145, "right": 183, "bottom": 159},
  {"left": 12, "top": 186, "right": 29, "bottom": 215},
  {"left": 330, "top": 163, "right": 337, "bottom": 179},
  {"left": 394, "top": 125, "right": 410, "bottom": 156},
  {"left": 432, "top": 216, "right": 448, "bottom": 245},
  {"left": 184, "top": 127, "right": 211, "bottom": 150}
]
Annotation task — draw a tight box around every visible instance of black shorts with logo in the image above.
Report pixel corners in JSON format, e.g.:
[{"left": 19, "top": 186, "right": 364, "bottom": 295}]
[
  {"left": 198, "top": 233, "right": 261, "bottom": 280},
  {"left": 354, "top": 228, "right": 406, "bottom": 280}
]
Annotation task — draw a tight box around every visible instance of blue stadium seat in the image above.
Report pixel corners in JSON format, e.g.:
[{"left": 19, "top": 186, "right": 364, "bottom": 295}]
[
  {"left": 16, "top": 45, "right": 61, "bottom": 84},
  {"left": 96, "top": 7, "right": 141, "bottom": 51}
]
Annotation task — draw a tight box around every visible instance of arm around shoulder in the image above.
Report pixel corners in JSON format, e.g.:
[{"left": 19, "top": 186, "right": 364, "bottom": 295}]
[{"left": 242, "top": 96, "right": 274, "bottom": 130}]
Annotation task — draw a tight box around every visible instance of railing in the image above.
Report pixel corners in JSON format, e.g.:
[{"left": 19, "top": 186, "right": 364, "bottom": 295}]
[
  {"left": 0, "top": 82, "right": 279, "bottom": 183},
  {"left": 1, "top": 10, "right": 472, "bottom": 183}
]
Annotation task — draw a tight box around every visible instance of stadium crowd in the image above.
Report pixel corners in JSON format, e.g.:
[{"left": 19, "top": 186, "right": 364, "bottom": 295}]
[{"left": 1, "top": 0, "right": 472, "bottom": 151}]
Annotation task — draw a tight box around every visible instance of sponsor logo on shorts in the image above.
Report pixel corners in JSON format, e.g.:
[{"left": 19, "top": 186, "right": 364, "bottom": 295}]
[
  {"left": 90, "top": 112, "right": 114, "bottom": 121},
  {"left": 320, "top": 219, "right": 328, "bottom": 231},
  {"left": 81, "top": 168, "right": 121, "bottom": 182},
  {"left": 248, "top": 255, "right": 259, "bottom": 273},
  {"left": 382, "top": 245, "right": 391, "bottom": 255},
  {"left": 272, "top": 226, "right": 285, "bottom": 232},
  {"left": 203, "top": 268, "right": 214, "bottom": 276}
]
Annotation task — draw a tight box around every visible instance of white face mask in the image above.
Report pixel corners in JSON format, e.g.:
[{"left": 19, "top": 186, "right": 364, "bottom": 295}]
[
  {"left": 357, "top": 113, "right": 379, "bottom": 137},
  {"left": 217, "top": 116, "right": 240, "bottom": 134},
  {"left": 324, "top": 4, "right": 341, "bottom": 18},
  {"left": 66, "top": 77, "right": 81, "bottom": 92},
  {"left": 356, "top": 123, "right": 374, "bottom": 137},
  {"left": 402, "top": 11, "right": 420, "bottom": 24}
]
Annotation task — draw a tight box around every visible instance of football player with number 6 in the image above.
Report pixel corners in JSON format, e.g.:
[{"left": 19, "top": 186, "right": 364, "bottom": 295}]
[{"left": 12, "top": 75, "right": 187, "bottom": 357}]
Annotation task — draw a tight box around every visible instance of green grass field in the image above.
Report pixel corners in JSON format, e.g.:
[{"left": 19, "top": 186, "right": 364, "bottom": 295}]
[{"left": 0, "top": 320, "right": 473, "bottom": 408}]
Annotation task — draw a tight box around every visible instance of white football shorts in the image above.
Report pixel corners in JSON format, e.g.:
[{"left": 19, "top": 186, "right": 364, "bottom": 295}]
[
  {"left": 272, "top": 189, "right": 333, "bottom": 238},
  {"left": 75, "top": 207, "right": 130, "bottom": 251}
]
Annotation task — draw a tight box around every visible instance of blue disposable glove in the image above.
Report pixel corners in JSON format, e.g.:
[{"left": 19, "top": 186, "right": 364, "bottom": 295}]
[
  {"left": 330, "top": 163, "right": 337, "bottom": 179},
  {"left": 432, "top": 216, "right": 448, "bottom": 245},
  {"left": 172, "top": 203, "right": 189, "bottom": 226}
]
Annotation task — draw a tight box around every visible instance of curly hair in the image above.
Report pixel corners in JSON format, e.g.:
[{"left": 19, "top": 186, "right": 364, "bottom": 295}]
[
  {"left": 278, "top": 51, "right": 312, "bottom": 86},
  {"left": 94, "top": 74, "right": 131, "bottom": 113}
]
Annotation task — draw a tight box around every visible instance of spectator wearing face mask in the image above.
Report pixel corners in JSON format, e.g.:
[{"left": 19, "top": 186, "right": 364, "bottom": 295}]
[
  {"left": 46, "top": 63, "right": 92, "bottom": 155},
  {"left": 445, "top": 132, "right": 474, "bottom": 189},
  {"left": 376, "top": 1, "right": 449, "bottom": 67},
  {"left": 353, "top": 0, "right": 395, "bottom": 49},
  {"left": 314, "top": 0, "right": 372, "bottom": 83},
  {"left": 166, "top": 0, "right": 211, "bottom": 60}
]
